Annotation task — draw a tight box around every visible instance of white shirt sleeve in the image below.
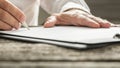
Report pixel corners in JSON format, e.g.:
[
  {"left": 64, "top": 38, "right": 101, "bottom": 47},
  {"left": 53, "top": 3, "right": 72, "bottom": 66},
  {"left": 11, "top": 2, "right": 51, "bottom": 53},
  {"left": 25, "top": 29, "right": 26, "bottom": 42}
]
[
  {"left": 41, "top": 0, "right": 90, "bottom": 14},
  {"left": 9, "top": 0, "right": 90, "bottom": 26},
  {"left": 9, "top": 0, "right": 40, "bottom": 26}
]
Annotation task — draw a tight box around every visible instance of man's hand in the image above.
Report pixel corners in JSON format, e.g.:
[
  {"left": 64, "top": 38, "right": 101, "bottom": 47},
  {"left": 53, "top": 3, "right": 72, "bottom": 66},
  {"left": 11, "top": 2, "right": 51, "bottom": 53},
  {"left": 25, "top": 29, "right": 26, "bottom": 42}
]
[
  {"left": 0, "top": 0, "right": 25, "bottom": 30},
  {"left": 44, "top": 9, "right": 112, "bottom": 28}
]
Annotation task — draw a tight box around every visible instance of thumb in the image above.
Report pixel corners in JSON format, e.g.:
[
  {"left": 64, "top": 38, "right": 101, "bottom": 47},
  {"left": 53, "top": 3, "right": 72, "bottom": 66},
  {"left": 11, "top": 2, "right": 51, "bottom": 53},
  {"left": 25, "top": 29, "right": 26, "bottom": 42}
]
[{"left": 44, "top": 16, "right": 57, "bottom": 28}]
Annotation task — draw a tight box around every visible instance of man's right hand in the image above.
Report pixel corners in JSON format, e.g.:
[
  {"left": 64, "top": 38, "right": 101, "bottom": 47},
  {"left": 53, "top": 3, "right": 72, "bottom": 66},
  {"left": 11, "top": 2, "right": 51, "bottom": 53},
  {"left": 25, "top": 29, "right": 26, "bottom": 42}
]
[{"left": 0, "top": 0, "right": 25, "bottom": 30}]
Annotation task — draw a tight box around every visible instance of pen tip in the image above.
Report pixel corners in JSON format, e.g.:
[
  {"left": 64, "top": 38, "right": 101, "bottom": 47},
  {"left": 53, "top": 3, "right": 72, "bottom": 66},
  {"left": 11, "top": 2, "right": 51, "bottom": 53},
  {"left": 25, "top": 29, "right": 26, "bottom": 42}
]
[{"left": 27, "top": 28, "right": 30, "bottom": 30}]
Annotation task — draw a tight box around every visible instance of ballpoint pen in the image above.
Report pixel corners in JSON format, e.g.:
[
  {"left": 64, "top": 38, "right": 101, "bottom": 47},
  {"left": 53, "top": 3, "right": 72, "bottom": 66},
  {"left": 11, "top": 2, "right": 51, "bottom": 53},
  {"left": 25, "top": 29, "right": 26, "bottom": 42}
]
[
  {"left": 22, "top": 21, "right": 30, "bottom": 30},
  {"left": 113, "top": 33, "right": 120, "bottom": 39}
]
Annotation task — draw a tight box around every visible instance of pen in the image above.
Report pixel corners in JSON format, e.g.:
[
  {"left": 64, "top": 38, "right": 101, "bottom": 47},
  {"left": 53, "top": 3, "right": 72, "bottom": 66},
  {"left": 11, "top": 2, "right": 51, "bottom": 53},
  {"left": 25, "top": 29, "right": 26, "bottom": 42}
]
[
  {"left": 22, "top": 21, "right": 30, "bottom": 30},
  {"left": 113, "top": 33, "right": 120, "bottom": 39}
]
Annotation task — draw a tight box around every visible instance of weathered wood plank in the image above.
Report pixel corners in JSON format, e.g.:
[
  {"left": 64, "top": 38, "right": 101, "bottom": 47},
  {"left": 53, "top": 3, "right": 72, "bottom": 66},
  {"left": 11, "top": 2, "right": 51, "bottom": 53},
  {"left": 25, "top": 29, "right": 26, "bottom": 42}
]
[
  {"left": 0, "top": 39, "right": 120, "bottom": 61},
  {"left": 0, "top": 62, "right": 119, "bottom": 68},
  {"left": 0, "top": 1, "right": 120, "bottom": 68}
]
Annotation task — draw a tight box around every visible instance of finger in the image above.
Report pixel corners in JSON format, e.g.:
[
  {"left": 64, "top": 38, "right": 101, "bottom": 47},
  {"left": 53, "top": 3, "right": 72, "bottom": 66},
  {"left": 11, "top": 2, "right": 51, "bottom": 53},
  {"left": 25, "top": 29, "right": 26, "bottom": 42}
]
[
  {"left": 84, "top": 14, "right": 111, "bottom": 28},
  {"left": 0, "top": 20, "right": 12, "bottom": 30},
  {"left": 102, "top": 20, "right": 111, "bottom": 28},
  {"left": 44, "top": 16, "right": 57, "bottom": 28},
  {"left": 0, "top": 0, "right": 25, "bottom": 22},
  {"left": 0, "top": 8, "right": 20, "bottom": 29},
  {"left": 57, "top": 13, "right": 100, "bottom": 28},
  {"left": 75, "top": 15, "right": 100, "bottom": 28}
]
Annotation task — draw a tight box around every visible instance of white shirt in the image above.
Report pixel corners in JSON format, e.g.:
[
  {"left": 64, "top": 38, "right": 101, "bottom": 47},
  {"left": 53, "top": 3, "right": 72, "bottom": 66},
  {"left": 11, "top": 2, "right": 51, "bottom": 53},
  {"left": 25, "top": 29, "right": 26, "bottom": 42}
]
[{"left": 9, "top": 0, "right": 90, "bottom": 26}]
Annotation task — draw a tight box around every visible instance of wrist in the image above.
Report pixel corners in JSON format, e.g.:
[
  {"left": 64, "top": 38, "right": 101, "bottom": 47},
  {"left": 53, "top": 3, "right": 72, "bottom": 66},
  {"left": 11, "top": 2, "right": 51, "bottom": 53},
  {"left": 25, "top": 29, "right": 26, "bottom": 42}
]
[{"left": 63, "top": 8, "right": 91, "bottom": 15}]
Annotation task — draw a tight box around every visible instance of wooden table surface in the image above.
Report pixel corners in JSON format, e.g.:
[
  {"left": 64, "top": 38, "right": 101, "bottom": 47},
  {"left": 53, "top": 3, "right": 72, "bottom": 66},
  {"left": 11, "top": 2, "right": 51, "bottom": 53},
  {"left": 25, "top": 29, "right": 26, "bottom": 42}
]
[{"left": 0, "top": 38, "right": 120, "bottom": 68}]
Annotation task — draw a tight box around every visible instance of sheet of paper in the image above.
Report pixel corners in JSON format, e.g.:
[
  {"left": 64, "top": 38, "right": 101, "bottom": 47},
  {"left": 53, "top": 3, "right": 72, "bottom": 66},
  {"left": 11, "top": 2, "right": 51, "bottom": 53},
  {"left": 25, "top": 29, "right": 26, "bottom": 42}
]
[{"left": 0, "top": 26, "right": 120, "bottom": 44}]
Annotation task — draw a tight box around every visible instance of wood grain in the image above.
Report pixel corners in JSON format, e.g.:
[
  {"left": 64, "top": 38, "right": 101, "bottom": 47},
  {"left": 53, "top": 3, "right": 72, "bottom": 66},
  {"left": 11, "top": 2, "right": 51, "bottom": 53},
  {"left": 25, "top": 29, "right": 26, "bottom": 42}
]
[
  {"left": 0, "top": 38, "right": 120, "bottom": 68},
  {"left": 0, "top": 62, "right": 120, "bottom": 68}
]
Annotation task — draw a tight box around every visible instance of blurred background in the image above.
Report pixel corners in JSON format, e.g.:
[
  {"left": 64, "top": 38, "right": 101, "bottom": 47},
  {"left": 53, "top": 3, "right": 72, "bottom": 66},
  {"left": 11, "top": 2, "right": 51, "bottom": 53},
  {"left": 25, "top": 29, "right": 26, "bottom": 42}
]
[
  {"left": 86, "top": 0, "right": 120, "bottom": 24},
  {"left": 39, "top": 0, "right": 120, "bottom": 24}
]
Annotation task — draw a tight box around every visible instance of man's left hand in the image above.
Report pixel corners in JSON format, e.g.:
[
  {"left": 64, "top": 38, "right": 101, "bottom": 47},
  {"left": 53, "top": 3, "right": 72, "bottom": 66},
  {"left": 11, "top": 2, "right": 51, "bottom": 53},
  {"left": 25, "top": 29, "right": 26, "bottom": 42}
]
[{"left": 44, "top": 10, "right": 113, "bottom": 28}]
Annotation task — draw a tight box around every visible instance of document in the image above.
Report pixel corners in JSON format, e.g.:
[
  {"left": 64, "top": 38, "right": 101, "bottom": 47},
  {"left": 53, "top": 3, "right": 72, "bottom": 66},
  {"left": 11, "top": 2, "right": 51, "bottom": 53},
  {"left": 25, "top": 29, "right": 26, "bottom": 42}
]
[{"left": 0, "top": 26, "right": 120, "bottom": 49}]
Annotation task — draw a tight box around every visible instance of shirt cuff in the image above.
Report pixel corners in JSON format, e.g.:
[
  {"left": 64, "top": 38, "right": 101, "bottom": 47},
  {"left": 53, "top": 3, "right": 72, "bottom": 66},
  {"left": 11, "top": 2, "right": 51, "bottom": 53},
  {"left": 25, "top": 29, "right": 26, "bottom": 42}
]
[{"left": 60, "top": 2, "right": 91, "bottom": 14}]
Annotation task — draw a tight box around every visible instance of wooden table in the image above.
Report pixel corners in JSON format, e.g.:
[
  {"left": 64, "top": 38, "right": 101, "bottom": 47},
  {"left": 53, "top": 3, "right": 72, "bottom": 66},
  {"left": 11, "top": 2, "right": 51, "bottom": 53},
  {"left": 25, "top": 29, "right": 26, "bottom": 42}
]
[{"left": 0, "top": 38, "right": 120, "bottom": 68}]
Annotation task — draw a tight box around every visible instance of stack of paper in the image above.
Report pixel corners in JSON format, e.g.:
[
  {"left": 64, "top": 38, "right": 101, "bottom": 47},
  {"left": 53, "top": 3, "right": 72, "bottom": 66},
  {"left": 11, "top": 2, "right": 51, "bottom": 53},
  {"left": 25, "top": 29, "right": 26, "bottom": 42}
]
[{"left": 0, "top": 26, "right": 120, "bottom": 49}]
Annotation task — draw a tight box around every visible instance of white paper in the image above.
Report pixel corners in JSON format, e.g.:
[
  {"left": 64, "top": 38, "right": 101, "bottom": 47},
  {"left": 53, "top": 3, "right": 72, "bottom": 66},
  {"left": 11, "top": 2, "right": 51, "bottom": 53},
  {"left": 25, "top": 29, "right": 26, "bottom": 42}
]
[{"left": 0, "top": 26, "right": 120, "bottom": 44}]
